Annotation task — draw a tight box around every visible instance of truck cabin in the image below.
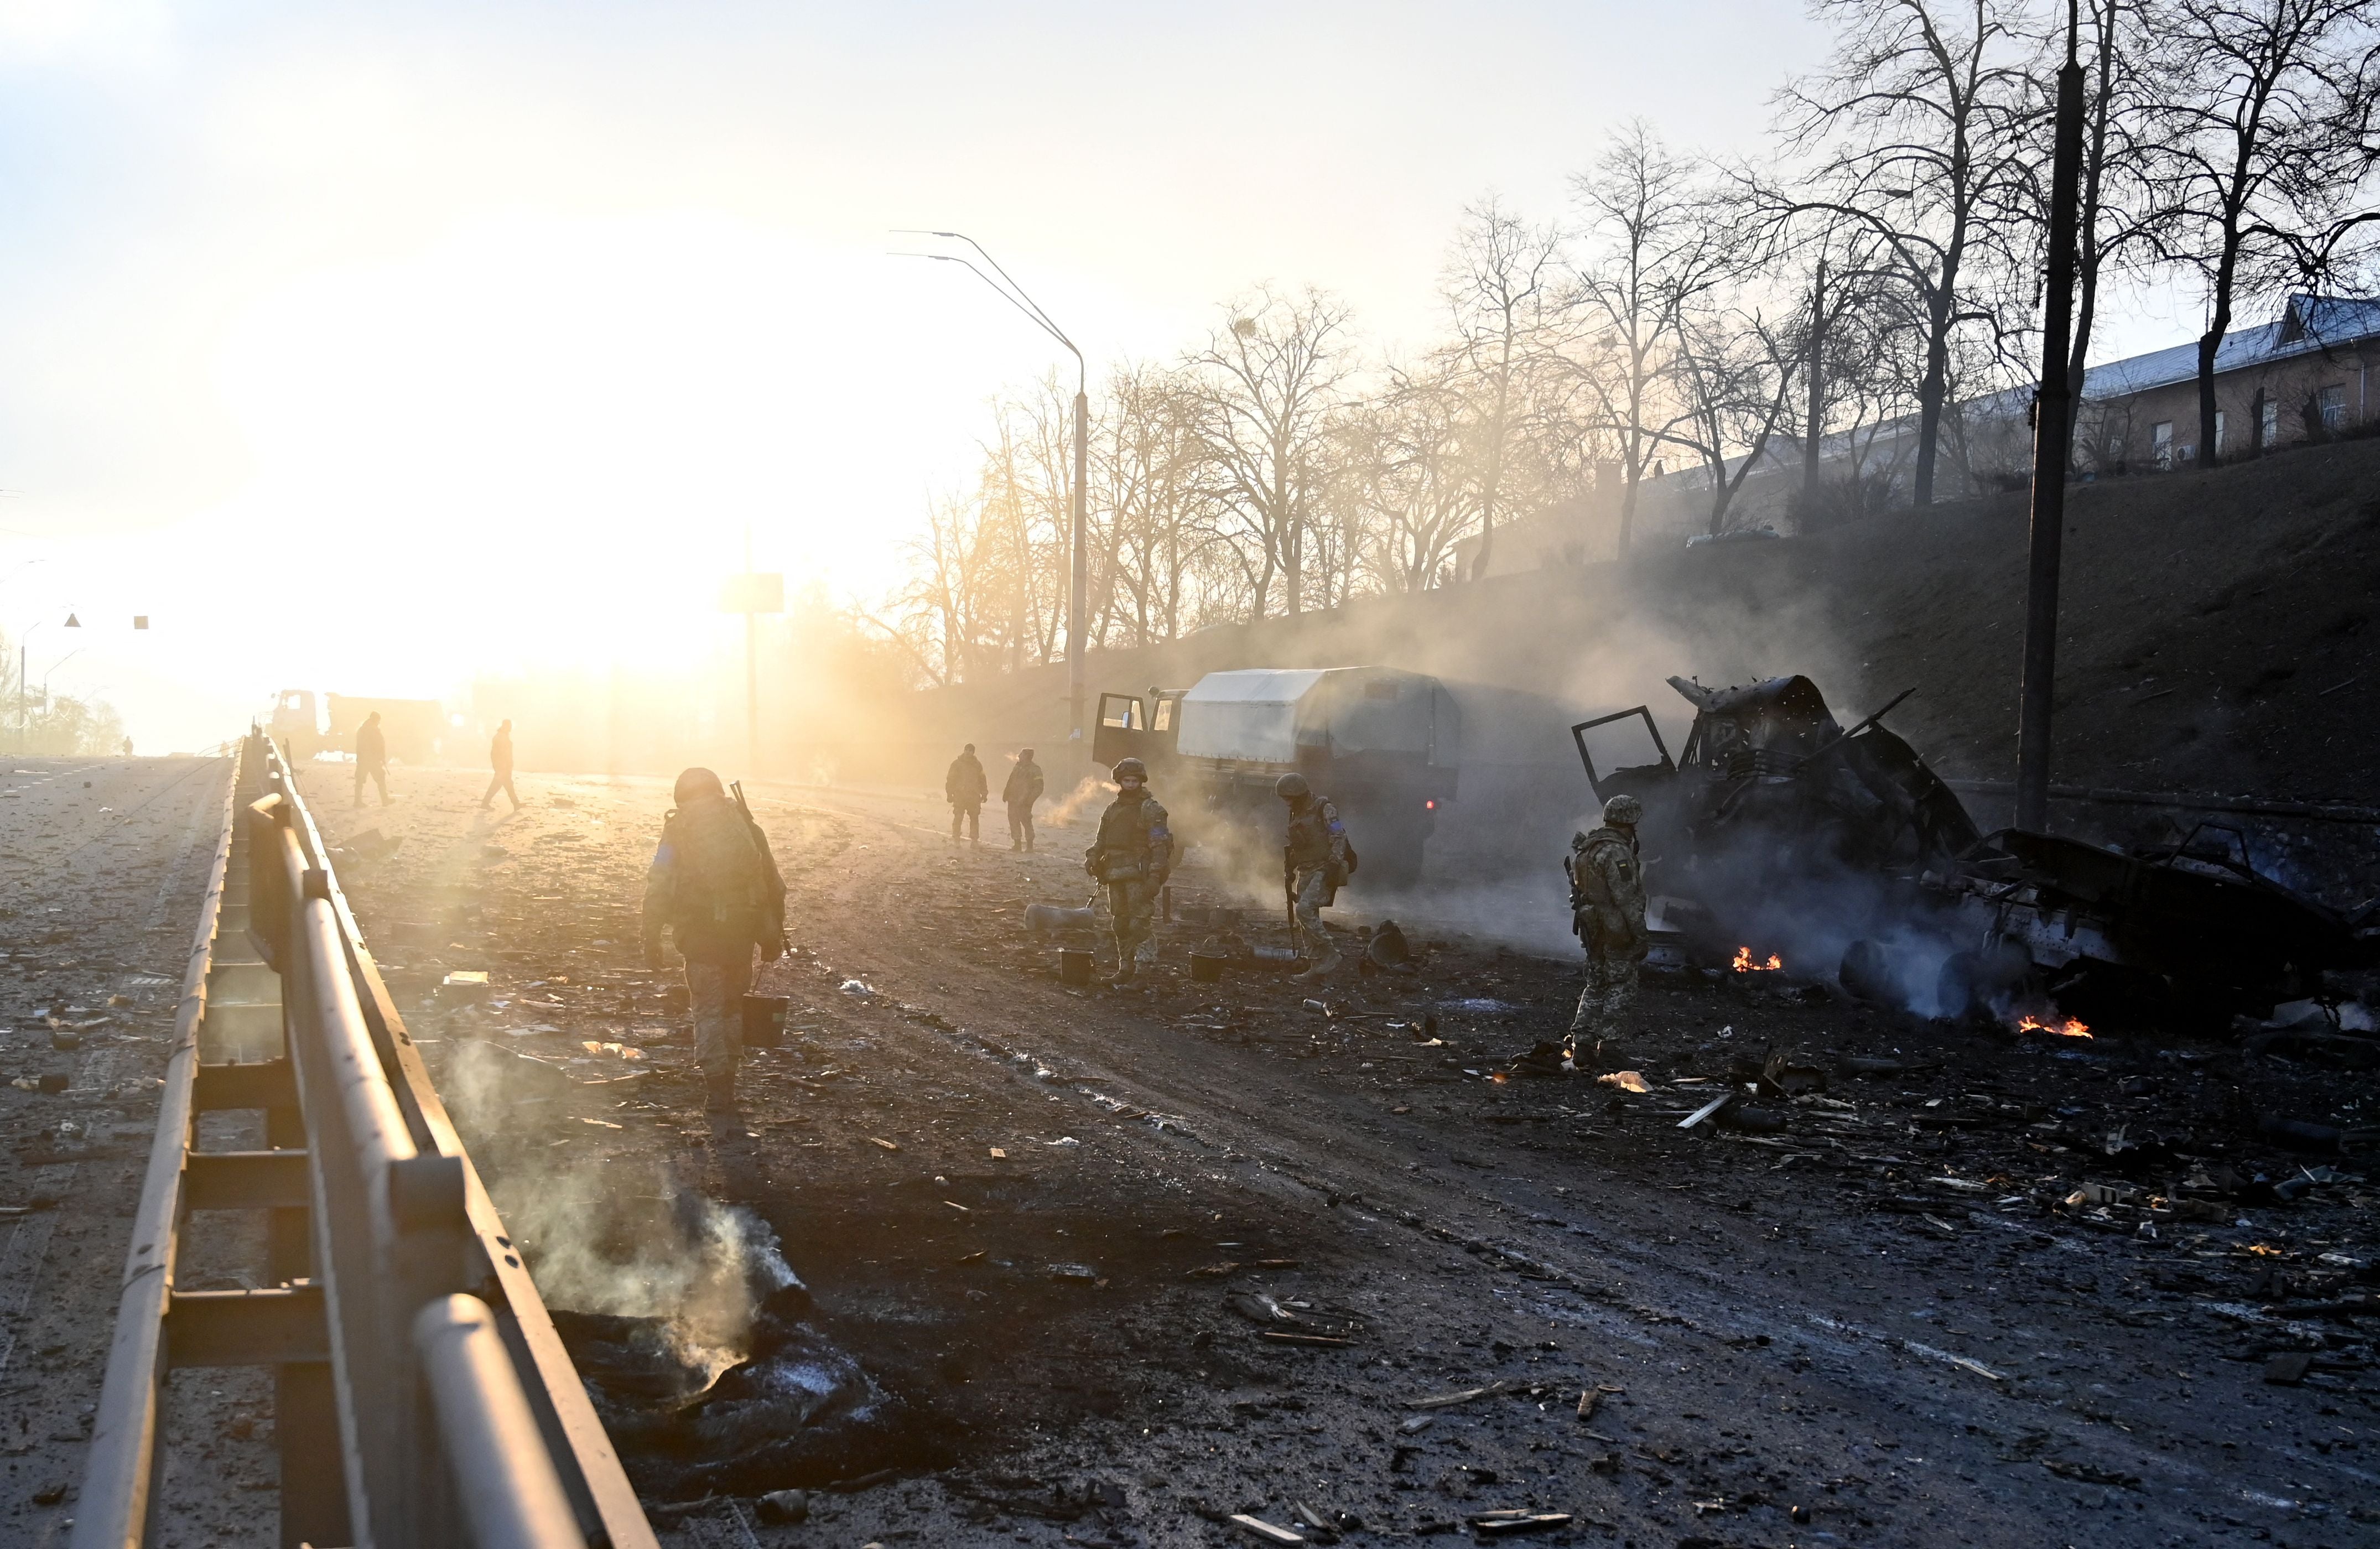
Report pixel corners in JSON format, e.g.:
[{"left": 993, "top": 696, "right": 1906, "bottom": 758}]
[{"left": 1090, "top": 688, "right": 1183, "bottom": 771}]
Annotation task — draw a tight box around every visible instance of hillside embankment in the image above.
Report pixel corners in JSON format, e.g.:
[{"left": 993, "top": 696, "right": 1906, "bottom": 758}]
[{"left": 907, "top": 437, "right": 2380, "bottom": 813}]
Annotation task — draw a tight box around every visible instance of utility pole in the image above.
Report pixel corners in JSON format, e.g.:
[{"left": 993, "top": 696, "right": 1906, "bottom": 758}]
[
  {"left": 2015, "top": 0, "right": 2087, "bottom": 834},
  {"left": 893, "top": 232, "right": 1091, "bottom": 761},
  {"left": 744, "top": 528, "right": 758, "bottom": 776},
  {"left": 720, "top": 533, "right": 782, "bottom": 780},
  {"left": 1068, "top": 381, "right": 1088, "bottom": 748}
]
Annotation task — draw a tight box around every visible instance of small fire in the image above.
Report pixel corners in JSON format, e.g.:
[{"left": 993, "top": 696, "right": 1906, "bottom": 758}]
[
  {"left": 2015, "top": 1013, "right": 2092, "bottom": 1038},
  {"left": 1731, "top": 946, "right": 1783, "bottom": 973}
]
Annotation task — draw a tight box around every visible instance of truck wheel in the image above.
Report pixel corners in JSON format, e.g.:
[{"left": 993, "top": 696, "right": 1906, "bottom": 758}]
[
  {"left": 1839, "top": 939, "right": 1903, "bottom": 1009},
  {"left": 1935, "top": 952, "right": 1982, "bottom": 1022}
]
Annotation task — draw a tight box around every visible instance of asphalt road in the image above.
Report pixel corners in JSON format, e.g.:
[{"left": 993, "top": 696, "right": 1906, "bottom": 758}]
[
  {"left": 302, "top": 764, "right": 2376, "bottom": 1549},
  {"left": 0, "top": 755, "right": 260, "bottom": 1545}
]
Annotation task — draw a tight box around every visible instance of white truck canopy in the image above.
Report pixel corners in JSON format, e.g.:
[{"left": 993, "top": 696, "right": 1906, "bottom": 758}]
[{"left": 1178, "top": 667, "right": 1456, "bottom": 768}]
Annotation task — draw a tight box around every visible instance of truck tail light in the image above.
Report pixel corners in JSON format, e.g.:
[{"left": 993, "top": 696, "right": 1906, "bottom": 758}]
[{"left": 1425, "top": 799, "right": 1436, "bottom": 810}]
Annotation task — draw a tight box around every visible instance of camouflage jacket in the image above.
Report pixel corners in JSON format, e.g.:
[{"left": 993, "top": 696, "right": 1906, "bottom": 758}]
[
  {"left": 640, "top": 794, "right": 788, "bottom": 965},
  {"left": 1283, "top": 797, "right": 1349, "bottom": 877},
  {"left": 1568, "top": 825, "right": 1646, "bottom": 959},
  {"left": 1087, "top": 792, "right": 1172, "bottom": 883}
]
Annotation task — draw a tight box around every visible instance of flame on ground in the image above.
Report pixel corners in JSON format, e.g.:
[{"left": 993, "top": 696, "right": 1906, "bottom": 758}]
[
  {"left": 2015, "top": 1013, "right": 2092, "bottom": 1038},
  {"left": 1731, "top": 946, "right": 1783, "bottom": 973}
]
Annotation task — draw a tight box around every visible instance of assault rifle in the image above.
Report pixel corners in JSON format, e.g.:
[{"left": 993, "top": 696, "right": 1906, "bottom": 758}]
[{"left": 729, "top": 780, "right": 792, "bottom": 961}]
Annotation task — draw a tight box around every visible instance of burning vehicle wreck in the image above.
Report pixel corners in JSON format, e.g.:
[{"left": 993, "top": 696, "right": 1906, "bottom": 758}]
[
  {"left": 1917, "top": 824, "right": 2377, "bottom": 1030},
  {"left": 1574, "top": 673, "right": 2379, "bottom": 1029}
]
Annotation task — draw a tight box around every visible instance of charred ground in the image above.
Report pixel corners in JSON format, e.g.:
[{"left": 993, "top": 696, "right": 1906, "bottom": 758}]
[{"left": 298, "top": 765, "right": 2378, "bottom": 1548}]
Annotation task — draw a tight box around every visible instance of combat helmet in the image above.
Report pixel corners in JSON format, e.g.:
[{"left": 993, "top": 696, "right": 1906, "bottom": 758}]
[
  {"left": 1602, "top": 792, "right": 1644, "bottom": 828},
  {"left": 1274, "top": 772, "right": 1312, "bottom": 799},
  {"left": 1111, "top": 757, "right": 1149, "bottom": 782}
]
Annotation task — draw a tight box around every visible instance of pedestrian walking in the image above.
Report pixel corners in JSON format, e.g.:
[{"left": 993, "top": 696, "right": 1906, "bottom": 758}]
[
  {"left": 1566, "top": 793, "right": 1647, "bottom": 1068},
  {"left": 352, "top": 711, "right": 388, "bottom": 808},
  {"left": 480, "top": 719, "right": 521, "bottom": 812},
  {"left": 945, "top": 742, "right": 989, "bottom": 845},
  {"left": 1084, "top": 757, "right": 1171, "bottom": 986},
  {"left": 640, "top": 768, "right": 788, "bottom": 1114},
  {"left": 1276, "top": 772, "right": 1352, "bottom": 982},
  {"left": 1003, "top": 747, "right": 1045, "bottom": 851}
]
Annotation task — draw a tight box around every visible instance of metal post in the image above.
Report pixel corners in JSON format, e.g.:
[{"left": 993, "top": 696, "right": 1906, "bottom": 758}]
[
  {"left": 1069, "top": 382, "right": 1089, "bottom": 755},
  {"left": 891, "top": 233, "right": 1089, "bottom": 758},
  {"left": 2015, "top": 2, "right": 2087, "bottom": 834},
  {"left": 743, "top": 527, "right": 760, "bottom": 777}
]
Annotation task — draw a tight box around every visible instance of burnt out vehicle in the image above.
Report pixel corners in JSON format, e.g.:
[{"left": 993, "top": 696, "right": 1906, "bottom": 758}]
[
  {"left": 1572, "top": 673, "right": 2377, "bottom": 1026},
  {"left": 1921, "top": 825, "right": 2374, "bottom": 1028},
  {"left": 1571, "top": 675, "right": 1977, "bottom": 968}
]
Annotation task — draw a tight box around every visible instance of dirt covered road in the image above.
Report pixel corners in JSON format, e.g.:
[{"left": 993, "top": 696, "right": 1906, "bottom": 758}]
[
  {"left": 0, "top": 755, "right": 253, "bottom": 1545},
  {"left": 306, "top": 763, "right": 2377, "bottom": 1549}
]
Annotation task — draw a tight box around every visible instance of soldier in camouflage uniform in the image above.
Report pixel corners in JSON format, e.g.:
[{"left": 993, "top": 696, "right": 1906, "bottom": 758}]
[
  {"left": 1277, "top": 772, "right": 1350, "bottom": 983},
  {"left": 641, "top": 768, "right": 788, "bottom": 1113},
  {"left": 1085, "top": 757, "right": 1172, "bottom": 987},
  {"left": 1567, "top": 793, "right": 1647, "bottom": 1067}
]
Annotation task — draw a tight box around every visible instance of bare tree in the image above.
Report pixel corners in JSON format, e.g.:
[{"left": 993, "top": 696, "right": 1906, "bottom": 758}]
[
  {"left": 1776, "top": 0, "right": 2044, "bottom": 507},
  {"left": 2063, "top": 0, "right": 2166, "bottom": 460},
  {"left": 1671, "top": 307, "right": 1802, "bottom": 535},
  {"left": 1097, "top": 363, "right": 1212, "bottom": 646},
  {"left": 1337, "top": 363, "right": 1479, "bottom": 593},
  {"left": 1568, "top": 124, "right": 1742, "bottom": 550},
  {"left": 1437, "top": 199, "right": 1572, "bottom": 578},
  {"left": 1186, "top": 287, "right": 1354, "bottom": 619},
  {"left": 2145, "top": 0, "right": 2380, "bottom": 466}
]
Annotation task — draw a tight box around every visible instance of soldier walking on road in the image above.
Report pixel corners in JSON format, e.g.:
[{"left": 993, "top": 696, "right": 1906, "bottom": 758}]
[
  {"left": 945, "top": 743, "right": 989, "bottom": 846},
  {"left": 1085, "top": 757, "right": 1171, "bottom": 987},
  {"left": 641, "top": 768, "right": 788, "bottom": 1114},
  {"left": 1004, "top": 747, "right": 1045, "bottom": 852},
  {"left": 480, "top": 719, "right": 522, "bottom": 812},
  {"left": 1567, "top": 793, "right": 1647, "bottom": 1068},
  {"left": 352, "top": 711, "right": 389, "bottom": 808},
  {"left": 1277, "top": 772, "right": 1350, "bottom": 983}
]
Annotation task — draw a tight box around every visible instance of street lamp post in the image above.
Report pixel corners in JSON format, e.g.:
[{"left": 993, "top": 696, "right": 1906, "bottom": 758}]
[
  {"left": 17, "top": 621, "right": 39, "bottom": 752},
  {"left": 895, "top": 232, "right": 1090, "bottom": 758},
  {"left": 43, "top": 647, "right": 86, "bottom": 710}
]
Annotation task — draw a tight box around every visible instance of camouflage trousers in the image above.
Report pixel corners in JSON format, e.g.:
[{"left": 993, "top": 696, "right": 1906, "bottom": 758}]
[
  {"left": 685, "top": 956, "right": 752, "bottom": 1093},
  {"left": 1568, "top": 953, "right": 1639, "bottom": 1059},
  {"left": 1290, "top": 866, "right": 1334, "bottom": 959},
  {"left": 1107, "top": 878, "right": 1157, "bottom": 966}
]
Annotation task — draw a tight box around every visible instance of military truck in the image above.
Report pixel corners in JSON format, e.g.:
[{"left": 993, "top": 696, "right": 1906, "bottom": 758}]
[{"left": 1091, "top": 667, "right": 1461, "bottom": 887}]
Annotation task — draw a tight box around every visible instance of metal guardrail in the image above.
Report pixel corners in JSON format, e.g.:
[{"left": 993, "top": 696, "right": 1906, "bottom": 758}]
[{"left": 77, "top": 732, "right": 657, "bottom": 1549}]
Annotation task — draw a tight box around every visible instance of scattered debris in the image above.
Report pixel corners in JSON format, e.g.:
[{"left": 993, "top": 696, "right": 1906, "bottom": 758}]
[
  {"left": 1408, "top": 1379, "right": 1517, "bottom": 1411},
  {"left": 1469, "top": 1511, "right": 1573, "bottom": 1537},
  {"left": 1229, "top": 1513, "right": 1306, "bottom": 1546}
]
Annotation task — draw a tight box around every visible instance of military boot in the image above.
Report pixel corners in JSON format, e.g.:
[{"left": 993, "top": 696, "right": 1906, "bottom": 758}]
[
  {"left": 704, "top": 1065, "right": 739, "bottom": 1114},
  {"left": 1107, "top": 960, "right": 1138, "bottom": 988},
  {"left": 1292, "top": 949, "right": 1343, "bottom": 984}
]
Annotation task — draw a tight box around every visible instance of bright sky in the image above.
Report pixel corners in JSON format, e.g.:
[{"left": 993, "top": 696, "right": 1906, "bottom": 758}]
[{"left": 0, "top": 1, "right": 2195, "bottom": 753}]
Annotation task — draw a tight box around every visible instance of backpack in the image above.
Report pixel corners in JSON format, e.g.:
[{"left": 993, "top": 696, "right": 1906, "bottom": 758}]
[{"left": 672, "top": 798, "right": 767, "bottom": 938}]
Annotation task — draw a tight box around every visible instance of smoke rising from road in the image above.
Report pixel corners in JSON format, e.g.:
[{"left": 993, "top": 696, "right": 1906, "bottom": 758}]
[{"left": 442, "top": 1039, "right": 796, "bottom": 1382}]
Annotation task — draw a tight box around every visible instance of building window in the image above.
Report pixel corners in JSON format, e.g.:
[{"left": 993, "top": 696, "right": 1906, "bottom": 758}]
[
  {"left": 2152, "top": 420, "right": 2173, "bottom": 469},
  {"left": 2259, "top": 396, "right": 2279, "bottom": 448},
  {"left": 2213, "top": 410, "right": 2226, "bottom": 453},
  {"left": 2317, "top": 384, "right": 2347, "bottom": 432}
]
